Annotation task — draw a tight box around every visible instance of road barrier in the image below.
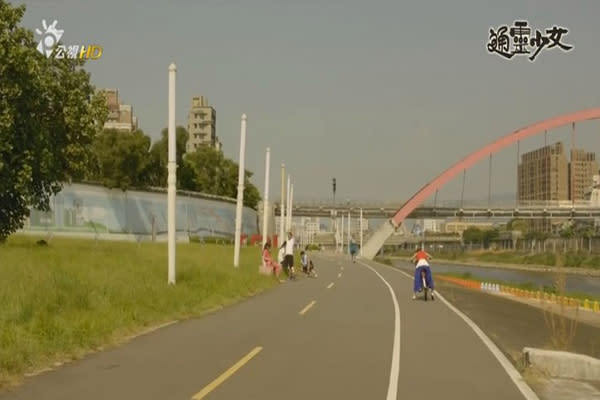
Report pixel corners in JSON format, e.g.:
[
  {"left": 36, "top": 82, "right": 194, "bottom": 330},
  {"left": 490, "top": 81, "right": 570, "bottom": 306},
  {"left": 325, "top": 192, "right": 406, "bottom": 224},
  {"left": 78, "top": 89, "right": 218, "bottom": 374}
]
[{"left": 437, "top": 275, "right": 599, "bottom": 314}]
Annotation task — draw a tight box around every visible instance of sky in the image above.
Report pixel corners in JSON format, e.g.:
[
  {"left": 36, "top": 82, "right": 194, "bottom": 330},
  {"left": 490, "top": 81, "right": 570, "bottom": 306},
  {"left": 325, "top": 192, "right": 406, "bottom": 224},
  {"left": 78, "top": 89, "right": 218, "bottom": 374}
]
[{"left": 15, "top": 0, "right": 600, "bottom": 204}]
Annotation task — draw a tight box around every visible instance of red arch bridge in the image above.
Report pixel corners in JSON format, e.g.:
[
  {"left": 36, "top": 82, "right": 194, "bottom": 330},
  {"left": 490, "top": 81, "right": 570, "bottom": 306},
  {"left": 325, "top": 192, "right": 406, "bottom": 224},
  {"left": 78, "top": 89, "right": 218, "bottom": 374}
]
[
  {"left": 339, "top": 107, "right": 600, "bottom": 259},
  {"left": 273, "top": 203, "right": 600, "bottom": 220}
]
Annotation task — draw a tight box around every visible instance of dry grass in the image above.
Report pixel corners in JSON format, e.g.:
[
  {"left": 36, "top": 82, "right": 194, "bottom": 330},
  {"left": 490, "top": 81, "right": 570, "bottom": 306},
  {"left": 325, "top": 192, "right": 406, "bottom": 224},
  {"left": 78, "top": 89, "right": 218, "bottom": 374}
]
[{"left": 542, "top": 253, "right": 579, "bottom": 351}]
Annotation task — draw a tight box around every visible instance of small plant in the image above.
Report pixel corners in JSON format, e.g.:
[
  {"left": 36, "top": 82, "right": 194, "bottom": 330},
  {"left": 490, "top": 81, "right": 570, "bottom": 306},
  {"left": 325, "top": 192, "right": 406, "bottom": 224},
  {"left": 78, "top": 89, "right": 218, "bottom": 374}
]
[{"left": 542, "top": 253, "right": 579, "bottom": 351}]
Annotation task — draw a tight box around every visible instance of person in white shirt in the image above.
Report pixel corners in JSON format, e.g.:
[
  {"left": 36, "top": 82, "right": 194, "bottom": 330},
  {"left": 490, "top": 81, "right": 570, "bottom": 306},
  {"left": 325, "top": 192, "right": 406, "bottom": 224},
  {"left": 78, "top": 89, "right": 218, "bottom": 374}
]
[{"left": 281, "top": 231, "right": 296, "bottom": 280}]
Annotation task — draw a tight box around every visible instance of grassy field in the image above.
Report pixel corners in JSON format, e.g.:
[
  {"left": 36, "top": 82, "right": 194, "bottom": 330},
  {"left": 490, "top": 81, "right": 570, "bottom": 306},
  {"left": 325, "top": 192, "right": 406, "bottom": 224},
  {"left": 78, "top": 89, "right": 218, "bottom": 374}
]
[
  {"left": 0, "top": 235, "right": 279, "bottom": 388},
  {"left": 388, "top": 249, "right": 600, "bottom": 269}
]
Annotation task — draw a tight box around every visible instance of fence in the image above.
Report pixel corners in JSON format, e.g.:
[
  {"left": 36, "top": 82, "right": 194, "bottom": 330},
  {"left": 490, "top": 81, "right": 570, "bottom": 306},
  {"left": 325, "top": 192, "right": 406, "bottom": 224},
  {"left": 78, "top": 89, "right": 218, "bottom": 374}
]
[
  {"left": 21, "top": 183, "right": 259, "bottom": 241},
  {"left": 495, "top": 237, "right": 600, "bottom": 253}
]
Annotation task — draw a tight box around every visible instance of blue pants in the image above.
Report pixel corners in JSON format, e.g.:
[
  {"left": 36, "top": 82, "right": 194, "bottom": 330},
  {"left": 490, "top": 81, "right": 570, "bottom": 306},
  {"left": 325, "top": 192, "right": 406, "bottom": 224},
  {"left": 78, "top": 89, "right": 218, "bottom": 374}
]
[{"left": 414, "top": 266, "right": 434, "bottom": 292}]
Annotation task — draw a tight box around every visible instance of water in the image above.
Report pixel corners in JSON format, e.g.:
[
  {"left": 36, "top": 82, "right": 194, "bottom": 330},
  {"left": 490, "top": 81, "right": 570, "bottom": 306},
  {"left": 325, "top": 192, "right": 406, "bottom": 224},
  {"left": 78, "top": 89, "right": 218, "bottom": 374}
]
[{"left": 394, "top": 260, "right": 600, "bottom": 296}]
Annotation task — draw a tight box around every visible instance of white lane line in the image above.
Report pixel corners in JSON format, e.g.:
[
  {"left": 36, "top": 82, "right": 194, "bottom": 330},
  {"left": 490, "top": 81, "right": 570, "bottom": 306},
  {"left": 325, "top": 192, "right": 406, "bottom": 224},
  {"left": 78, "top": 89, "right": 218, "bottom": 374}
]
[
  {"left": 372, "top": 261, "right": 540, "bottom": 400},
  {"left": 338, "top": 273, "right": 342, "bottom": 278},
  {"left": 299, "top": 300, "right": 317, "bottom": 315},
  {"left": 357, "top": 261, "right": 401, "bottom": 400},
  {"left": 327, "top": 282, "right": 335, "bottom": 289}
]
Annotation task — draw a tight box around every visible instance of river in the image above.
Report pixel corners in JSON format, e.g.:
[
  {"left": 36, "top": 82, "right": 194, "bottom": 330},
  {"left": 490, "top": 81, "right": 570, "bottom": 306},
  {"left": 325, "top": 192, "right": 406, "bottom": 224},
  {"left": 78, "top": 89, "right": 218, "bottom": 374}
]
[{"left": 393, "top": 260, "right": 600, "bottom": 296}]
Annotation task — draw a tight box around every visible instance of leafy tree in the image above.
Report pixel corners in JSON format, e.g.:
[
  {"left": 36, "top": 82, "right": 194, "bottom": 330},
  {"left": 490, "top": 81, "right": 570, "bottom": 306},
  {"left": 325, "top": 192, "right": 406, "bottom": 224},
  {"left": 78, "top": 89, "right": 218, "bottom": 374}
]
[
  {"left": 462, "top": 227, "right": 483, "bottom": 244},
  {"left": 507, "top": 218, "right": 529, "bottom": 234},
  {"left": 559, "top": 221, "right": 575, "bottom": 239},
  {"left": 182, "top": 145, "right": 226, "bottom": 193},
  {"left": 482, "top": 228, "right": 500, "bottom": 248},
  {"left": 0, "top": 1, "right": 107, "bottom": 241},
  {"left": 148, "top": 126, "right": 189, "bottom": 188},
  {"left": 182, "top": 146, "right": 261, "bottom": 209},
  {"left": 243, "top": 170, "right": 261, "bottom": 210},
  {"left": 144, "top": 126, "right": 261, "bottom": 208},
  {"left": 90, "top": 129, "right": 153, "bottom": 190}
]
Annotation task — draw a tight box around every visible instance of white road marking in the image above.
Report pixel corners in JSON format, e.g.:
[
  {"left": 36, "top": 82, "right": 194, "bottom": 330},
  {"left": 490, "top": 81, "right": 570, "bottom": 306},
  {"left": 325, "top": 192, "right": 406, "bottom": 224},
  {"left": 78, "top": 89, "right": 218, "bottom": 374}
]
[
  {"left": 299, "top": 300, "right": 316, "bottom": 315},
  {"left": 374, "top": 261, "right": 540, "bottom": 400},
  {"left": 358, "top": 261, "right": 401, "bottom": 400}
]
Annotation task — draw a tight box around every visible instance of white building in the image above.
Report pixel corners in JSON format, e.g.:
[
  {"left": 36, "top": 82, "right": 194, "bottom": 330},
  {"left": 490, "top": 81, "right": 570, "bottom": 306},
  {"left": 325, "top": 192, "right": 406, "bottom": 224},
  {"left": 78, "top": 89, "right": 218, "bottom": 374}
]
[
  {"left": 585, "top": 174, "right": 600, "bottom": 206},
  {"left": 420, "top": 219, "right": 443, "bottom": 233}
]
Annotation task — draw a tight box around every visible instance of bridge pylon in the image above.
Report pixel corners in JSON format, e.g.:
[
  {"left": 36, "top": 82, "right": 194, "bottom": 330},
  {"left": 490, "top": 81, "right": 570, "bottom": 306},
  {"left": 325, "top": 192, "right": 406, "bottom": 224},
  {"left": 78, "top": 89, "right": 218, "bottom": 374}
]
[{"left": 361, "top": 219, "right": 398, "bottom": 259}]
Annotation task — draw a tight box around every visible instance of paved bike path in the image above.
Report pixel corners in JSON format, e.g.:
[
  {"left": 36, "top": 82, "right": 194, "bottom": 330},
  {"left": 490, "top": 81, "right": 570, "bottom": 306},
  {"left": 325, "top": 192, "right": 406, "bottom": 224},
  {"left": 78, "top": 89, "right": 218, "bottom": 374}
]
[{"left": 0, "top": 254, "right": 533, "bottom": 399}]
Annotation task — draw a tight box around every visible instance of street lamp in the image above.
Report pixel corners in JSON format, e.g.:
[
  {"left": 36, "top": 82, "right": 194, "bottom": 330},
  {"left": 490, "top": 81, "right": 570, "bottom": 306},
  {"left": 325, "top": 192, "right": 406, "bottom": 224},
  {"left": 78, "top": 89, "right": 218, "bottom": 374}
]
[
  {"left": 346, "top": 199, "right": 350, "bottom": 254},
  {"left": 332, "top": 178, "right": 336, "bottom": 230},
  {"left": 332, "top": 178, "right": 337, "bottom": 249}
]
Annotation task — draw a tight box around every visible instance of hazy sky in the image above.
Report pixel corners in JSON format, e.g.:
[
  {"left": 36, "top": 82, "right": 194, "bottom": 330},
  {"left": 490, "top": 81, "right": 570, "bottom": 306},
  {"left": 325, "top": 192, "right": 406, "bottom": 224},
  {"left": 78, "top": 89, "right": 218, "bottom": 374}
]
[{"left": 16, "top": 0, "right": 600, "bottom": 204}]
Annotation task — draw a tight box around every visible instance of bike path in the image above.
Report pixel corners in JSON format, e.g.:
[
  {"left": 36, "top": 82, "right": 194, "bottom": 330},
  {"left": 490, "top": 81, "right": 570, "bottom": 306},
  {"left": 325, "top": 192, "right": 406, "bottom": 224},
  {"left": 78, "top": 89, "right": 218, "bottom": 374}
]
[{"left": 0, "top": 254, "right": 534, "bottom": 399}]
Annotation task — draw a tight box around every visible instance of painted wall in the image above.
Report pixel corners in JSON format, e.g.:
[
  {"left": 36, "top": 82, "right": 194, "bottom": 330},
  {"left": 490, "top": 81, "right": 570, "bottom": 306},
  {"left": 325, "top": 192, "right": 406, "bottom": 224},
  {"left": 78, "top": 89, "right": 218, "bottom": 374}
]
[{"left": 24, "top": 183, "right": 259, "bottom": 239}]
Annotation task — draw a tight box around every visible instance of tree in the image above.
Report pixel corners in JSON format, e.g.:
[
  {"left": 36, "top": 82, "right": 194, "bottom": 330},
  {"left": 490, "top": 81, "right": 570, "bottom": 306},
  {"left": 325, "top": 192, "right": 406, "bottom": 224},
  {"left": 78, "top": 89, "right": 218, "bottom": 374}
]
[
  {"left": 462, "top": 227, "right": 484, "bottom": 244},
  {"left": 507, "top": 218, "right": 529, "bottom": 235},
  {"left": 482, "top": 228, "right": 500, "bottom": 248},
  {"left": 181, "top": 146, "right": 261, "bottom": 209},
  {"left": 90, "top": 129, "right": 153, "bottom": 190},
  {"left": 243, "top": 170, "right": 261, "bottom": 210},
  {"left": 558, "top": 221, "right": 575, "bottom": 239},
  {"left": 0, "top": 2, "right": 107, "bottom": 241},
  {"left": 148, "top": 126, "right": 189, "bottom": 188}
]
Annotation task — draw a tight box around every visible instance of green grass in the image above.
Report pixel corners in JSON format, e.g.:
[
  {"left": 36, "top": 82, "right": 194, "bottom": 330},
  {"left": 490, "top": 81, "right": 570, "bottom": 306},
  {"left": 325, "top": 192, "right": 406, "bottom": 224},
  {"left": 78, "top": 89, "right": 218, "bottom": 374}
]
[{"left": 0, "top": 235, "right": 279, "bottom": 388}]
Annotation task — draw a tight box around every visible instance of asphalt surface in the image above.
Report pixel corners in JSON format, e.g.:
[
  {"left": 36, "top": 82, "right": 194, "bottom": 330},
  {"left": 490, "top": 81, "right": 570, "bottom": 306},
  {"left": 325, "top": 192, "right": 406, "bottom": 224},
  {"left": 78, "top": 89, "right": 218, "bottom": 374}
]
[
  {"left": 392, "top": 261, "right": 600, "bottom": 362},
  {"left": 0, "top": 253, "right": 531, "bottom": 400}
]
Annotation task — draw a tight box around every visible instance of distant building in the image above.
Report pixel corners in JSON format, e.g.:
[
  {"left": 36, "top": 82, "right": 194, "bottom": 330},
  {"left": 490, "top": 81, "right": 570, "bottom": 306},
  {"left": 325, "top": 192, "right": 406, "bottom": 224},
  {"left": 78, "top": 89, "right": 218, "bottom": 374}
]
[
  {"left": 101, "top": 89, "right": 138, "bottom": 132},
  {"left": 518, "top": 142, "right": 599, "bottom": 202},
  {"left": 301, "top": 217, "right": 321, "bottom": 236},
  {"left": 569, "top": 148, "right": 599, "bottom": 201},
  {"left": 585, "top": 174, "right": 600, "bottom": 206},
  {"left": 187, "top": 96, "right": 221, "bottom": 152},
  {"left": 420, "top": 219, "right": 443, "bottom": 233},
  {"left": 518, "top": 142, "right": 568, "bottom": 202},
  {"left": 517, "top": 142, "right": 598, "bottom": 233}
]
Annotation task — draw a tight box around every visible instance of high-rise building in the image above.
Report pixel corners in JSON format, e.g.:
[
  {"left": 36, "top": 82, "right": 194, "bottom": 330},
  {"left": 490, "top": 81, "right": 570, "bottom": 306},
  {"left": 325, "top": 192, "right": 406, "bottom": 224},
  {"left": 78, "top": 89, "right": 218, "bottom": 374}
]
[
  {"left": 187, "top": 96, "right": 220, "bottom": 152},
  {"left": 517, "top": 142, "right": 568, "bottom": 202},
  {"left": 569, "top": 149, "right": 599, "bottom": 201},
  {"left": 100, "top": 89, "right": 138, "bottom": 132},
  {"left": 517, "top": 142, "right": 598, "bottom": 233}
]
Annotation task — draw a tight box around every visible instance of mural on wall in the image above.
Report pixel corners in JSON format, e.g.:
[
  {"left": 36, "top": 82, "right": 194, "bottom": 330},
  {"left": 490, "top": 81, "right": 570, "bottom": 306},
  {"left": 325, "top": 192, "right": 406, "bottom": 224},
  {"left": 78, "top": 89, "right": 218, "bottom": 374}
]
[{"left": 26, "top": 183, "right": 260, "bottom": 238}]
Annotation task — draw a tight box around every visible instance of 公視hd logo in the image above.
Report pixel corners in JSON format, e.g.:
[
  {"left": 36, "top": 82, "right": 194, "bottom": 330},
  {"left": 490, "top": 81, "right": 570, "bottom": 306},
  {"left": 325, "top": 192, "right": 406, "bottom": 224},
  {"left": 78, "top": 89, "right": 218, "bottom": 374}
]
[{"left": 35, "top": 19, "right": 103, "bottom": 60}]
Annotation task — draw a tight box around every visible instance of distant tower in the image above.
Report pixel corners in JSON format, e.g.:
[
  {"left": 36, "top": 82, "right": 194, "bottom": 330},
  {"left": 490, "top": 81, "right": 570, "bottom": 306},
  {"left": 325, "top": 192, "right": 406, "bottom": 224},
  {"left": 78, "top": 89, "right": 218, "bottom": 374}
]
[{"left": 186, "top": 96, "right": 218, "bottom": 152}]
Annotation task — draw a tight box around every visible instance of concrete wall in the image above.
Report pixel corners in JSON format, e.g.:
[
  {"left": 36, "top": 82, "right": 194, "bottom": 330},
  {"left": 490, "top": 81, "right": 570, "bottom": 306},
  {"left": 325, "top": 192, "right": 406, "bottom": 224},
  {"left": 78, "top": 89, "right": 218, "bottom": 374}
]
[{"left": 22, "top": 183, "right": 259, "bottom": 240}]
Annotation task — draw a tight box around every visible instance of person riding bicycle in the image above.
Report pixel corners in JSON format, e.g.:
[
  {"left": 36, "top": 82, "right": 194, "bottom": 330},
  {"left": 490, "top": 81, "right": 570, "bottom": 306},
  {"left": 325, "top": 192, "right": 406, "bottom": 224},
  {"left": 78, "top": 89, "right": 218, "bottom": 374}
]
[{"left": 412, "top": 246, "right": 435, "bottom": 300}]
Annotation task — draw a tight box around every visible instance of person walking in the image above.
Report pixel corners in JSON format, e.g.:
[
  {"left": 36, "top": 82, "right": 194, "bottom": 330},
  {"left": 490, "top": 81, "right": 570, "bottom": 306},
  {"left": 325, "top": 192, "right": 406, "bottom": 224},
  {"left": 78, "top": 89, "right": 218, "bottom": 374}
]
[{"left": 282, "top": 231, "right": 296, "bottom": 280}]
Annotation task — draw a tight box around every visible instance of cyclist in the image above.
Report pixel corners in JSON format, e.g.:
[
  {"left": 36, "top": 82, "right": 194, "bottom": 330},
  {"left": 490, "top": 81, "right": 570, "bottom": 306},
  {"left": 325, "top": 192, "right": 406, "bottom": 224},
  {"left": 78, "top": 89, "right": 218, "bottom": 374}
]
[{"left": 412, "top": 246, "right": 435, "bottom": 300}]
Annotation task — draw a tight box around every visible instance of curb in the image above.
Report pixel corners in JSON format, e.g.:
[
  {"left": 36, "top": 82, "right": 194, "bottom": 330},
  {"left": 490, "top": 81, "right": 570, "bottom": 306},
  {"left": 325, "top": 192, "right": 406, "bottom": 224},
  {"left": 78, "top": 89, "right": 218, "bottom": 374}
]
[
  {"left": 523, "top": 347, "right": 600, "bottom": 382},
  {"left": 437, "top": 276, "right": 600, "bottom": 314}
]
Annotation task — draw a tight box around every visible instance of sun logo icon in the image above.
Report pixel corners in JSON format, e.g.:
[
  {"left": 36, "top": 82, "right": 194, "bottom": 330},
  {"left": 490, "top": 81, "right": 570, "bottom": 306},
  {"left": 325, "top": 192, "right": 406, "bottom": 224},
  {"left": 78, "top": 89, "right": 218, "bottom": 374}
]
[{"left": 35, "top": 19, "right": 64, "bottom": 58}]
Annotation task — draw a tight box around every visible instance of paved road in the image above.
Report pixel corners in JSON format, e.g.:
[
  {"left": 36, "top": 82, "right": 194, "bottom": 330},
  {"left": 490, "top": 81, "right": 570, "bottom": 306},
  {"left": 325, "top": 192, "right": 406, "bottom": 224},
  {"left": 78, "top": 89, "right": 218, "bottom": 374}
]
[{"left": 0, "top": 254, "right": 533, "bottom": 400}]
